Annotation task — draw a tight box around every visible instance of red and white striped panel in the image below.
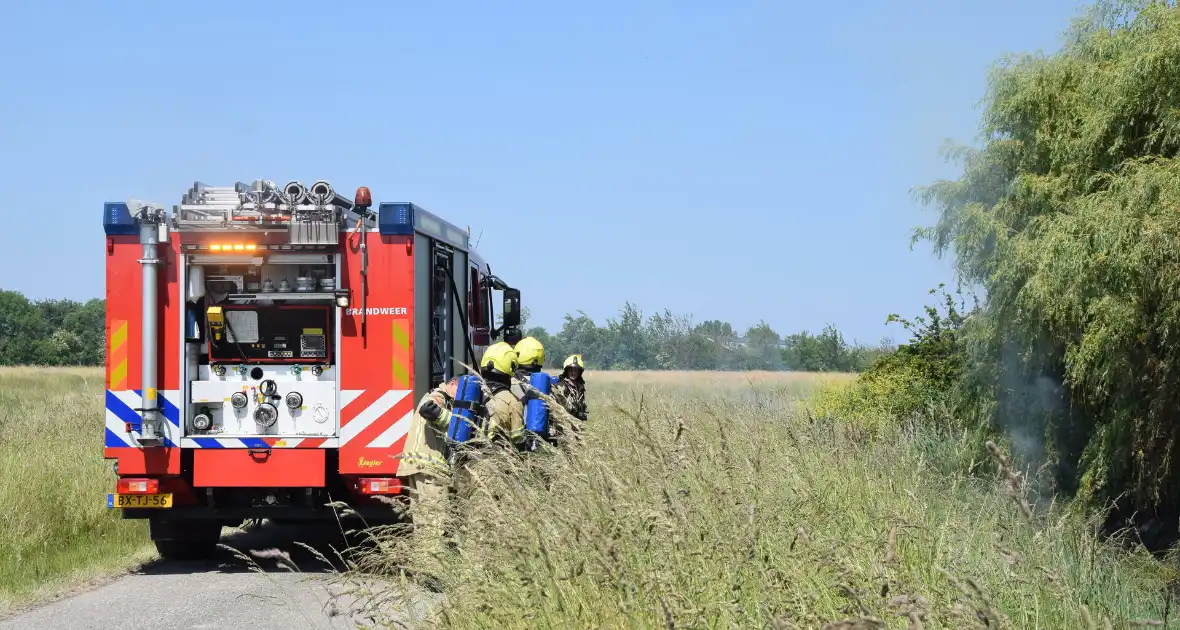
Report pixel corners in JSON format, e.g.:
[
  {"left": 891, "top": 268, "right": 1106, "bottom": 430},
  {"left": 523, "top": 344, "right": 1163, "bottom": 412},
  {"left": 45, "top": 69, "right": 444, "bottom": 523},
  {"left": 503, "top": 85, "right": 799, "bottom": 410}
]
[{"left": 339, "top": 389, "right": 416, "bottom": 448}]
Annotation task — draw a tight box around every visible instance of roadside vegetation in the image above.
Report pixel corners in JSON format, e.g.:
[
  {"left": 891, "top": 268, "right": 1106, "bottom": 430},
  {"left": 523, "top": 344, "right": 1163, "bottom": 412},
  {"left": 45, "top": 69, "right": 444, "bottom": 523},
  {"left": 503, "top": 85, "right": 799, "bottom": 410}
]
[
  {"left": 0, "top": 367, "right": 151, "bottom": 614},
  {"left": 335, "top": 378, "right": 1176, "bottom": 629},
  {"left": 805, "top": 0, "right": 1180, "bottom": 550}
]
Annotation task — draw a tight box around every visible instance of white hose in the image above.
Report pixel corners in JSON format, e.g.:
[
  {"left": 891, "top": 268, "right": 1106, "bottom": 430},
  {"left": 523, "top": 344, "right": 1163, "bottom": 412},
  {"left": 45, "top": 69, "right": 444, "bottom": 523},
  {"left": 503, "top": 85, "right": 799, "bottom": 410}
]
[
  {"left": 309, "top": 180, "right": 334, "bottom": 205},
  {"left": 282, "top": 181, "right": 307, "bottom": 205}
]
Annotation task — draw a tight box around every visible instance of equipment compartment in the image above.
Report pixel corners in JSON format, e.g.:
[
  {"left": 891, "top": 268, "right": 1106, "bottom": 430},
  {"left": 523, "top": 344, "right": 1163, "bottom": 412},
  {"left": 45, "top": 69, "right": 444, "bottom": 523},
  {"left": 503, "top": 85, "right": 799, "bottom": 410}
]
[{"left": 208, "top": 304, "right": 332, "bottom": 364}]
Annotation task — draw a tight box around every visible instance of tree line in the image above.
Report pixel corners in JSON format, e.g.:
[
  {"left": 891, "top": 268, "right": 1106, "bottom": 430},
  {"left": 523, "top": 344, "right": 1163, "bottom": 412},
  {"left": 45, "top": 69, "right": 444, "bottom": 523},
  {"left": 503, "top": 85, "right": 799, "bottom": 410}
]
[
  {"left": 0, "top": 289, "right": 890, "bottom": 372},
  {"left": 0, "top": 290, "right": 105, "bottom": 366},
  {"left": 519, "top": 303, "right": 892, "bottom": 372},
  {"left": 849, "top": 0, "right": 1180, "bottom": 548}
]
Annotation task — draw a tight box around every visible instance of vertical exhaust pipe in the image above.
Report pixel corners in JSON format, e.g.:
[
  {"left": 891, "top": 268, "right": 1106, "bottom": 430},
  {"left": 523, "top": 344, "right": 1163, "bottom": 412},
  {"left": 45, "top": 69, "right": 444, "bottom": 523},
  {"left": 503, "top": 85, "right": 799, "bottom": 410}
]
[{"left": 135, "top": 203, "right": 165, "bottom": 446}]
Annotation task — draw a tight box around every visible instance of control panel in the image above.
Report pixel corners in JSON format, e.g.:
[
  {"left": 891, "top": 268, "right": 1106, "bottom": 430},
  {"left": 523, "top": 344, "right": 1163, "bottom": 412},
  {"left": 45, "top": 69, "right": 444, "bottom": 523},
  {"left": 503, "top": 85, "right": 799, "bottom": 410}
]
[{"left": 207, "top": 305, "right": 332, "bottom": 364}]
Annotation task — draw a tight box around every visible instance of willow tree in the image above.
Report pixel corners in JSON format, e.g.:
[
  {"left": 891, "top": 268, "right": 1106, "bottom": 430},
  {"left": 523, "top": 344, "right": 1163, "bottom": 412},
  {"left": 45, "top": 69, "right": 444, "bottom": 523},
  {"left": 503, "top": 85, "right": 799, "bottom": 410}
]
[{"left": 915, "top": 0, "right": 1180, "bottom": 534}]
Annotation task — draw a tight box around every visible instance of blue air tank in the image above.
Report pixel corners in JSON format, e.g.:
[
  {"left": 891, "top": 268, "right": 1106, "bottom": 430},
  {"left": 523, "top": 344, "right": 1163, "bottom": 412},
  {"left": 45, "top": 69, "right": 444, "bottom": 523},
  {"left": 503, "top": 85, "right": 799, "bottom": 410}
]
[
  {"left": 524, "top": 371, "right": 552, "bottom": 435},
  {"left": 446, "top": 374, "right": 483, "bottom": 443}
]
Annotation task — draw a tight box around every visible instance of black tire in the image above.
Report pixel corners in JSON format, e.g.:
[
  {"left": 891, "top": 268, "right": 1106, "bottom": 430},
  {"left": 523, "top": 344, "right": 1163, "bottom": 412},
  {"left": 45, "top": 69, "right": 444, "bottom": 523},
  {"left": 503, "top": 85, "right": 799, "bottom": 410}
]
[{"left": 150, "top": 518, "right": 222, "bottom": 561}]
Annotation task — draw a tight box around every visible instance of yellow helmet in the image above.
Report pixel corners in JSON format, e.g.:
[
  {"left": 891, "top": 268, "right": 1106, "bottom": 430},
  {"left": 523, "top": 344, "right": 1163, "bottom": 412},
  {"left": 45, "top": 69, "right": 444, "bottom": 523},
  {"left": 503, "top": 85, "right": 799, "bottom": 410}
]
[
  {"left": 480, "top": 341, "right": 519, "bottom": 376},
  {"left": 514, "top": 336, "right": 545, "bottom": 368},
  {"left": 563, "top": 354, "right": 584, "bottom": 370}
]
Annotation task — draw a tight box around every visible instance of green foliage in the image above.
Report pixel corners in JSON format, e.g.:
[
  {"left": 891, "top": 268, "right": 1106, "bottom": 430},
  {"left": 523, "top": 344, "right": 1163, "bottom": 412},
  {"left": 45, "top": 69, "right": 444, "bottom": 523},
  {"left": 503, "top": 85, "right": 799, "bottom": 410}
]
[
  {"left": 782, "top": 324, "right": 893, "bottom": 372},
  {"left": 0, "top": 291, "right": 104, "bottom": 367},
  {"left": 810, "top": 286, "right": 975, "bottom": 432},
  {"left": 524, "top": 301, "right": 889, "bottom": 372},
  {"left": 911, "top": 0, "right": 1180, "bottom": 533},
  {"left": 874, "top": 286, "right": 973, "bottom": 411}
]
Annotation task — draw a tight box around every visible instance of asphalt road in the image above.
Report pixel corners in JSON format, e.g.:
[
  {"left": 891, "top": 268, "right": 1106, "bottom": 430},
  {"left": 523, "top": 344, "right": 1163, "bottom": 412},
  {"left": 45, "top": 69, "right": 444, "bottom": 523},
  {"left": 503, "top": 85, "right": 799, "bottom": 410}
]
[{"left": 0, "top": 524, "right": 435, "bottom": 630}]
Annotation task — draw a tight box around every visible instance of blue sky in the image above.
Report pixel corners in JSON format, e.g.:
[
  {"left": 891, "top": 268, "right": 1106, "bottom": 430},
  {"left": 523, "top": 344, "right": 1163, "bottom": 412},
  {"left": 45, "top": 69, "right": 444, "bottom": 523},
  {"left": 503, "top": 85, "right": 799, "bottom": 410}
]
[{"left": 0, "top": 0, "right": 1088, "bottom": 344}]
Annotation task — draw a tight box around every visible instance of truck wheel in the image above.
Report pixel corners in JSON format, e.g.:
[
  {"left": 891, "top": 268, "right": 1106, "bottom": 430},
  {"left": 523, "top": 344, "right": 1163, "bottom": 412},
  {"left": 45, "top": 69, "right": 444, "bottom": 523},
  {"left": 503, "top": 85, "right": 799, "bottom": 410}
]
[{"left": 150, "top": 518, "right": 222, "bottom": 561}]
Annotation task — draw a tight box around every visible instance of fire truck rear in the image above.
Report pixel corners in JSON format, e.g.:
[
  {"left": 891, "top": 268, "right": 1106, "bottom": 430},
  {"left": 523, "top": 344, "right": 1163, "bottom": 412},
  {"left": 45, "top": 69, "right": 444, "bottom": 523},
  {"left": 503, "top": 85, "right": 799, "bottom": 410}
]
[{"left": 101, "top": 180, "right": 522, "bottom": 559}]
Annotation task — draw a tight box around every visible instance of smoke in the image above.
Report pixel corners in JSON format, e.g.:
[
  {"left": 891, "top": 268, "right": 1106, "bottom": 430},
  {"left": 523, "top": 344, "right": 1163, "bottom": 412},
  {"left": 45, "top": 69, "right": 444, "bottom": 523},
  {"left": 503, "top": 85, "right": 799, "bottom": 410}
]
[{"left": 990, "top": 337, "right": 1068, "bottom": 502}]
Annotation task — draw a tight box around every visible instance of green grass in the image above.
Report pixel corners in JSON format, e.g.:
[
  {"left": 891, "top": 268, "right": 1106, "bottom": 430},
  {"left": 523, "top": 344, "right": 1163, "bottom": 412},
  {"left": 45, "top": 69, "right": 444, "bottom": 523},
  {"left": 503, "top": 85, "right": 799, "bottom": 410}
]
[
  {"left": 2, "top": 368, "right": 1177, "bottom": 628},
  {"left": 0, "top": 367, "right": 151, "bottom": 614},
  {"left": 336, "top": 378, "right": 1179, "bottom": 629}
]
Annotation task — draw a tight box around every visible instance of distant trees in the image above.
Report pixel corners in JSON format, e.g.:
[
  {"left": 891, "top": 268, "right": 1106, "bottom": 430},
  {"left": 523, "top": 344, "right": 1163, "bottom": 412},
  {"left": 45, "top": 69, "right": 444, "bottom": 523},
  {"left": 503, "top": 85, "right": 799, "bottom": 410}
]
[
  {"left": 0, "top": 290, "right": 890, "bottom": 372},
  {"left": 781, "top": 324, "right": 893, "bottom": 373},
  {"left": 0, "top": 290, "right": 105, "bottom": 366},
  {"left": 522, "top": 301, "right": 893, "bottom": 372}
]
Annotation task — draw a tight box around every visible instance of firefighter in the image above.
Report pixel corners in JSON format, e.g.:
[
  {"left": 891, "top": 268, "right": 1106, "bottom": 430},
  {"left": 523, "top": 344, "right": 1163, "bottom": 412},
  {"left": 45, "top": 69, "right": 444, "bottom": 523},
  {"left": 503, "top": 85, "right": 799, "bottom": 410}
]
[
  {"left": 512, "top": 336, "right": 547, "bottom": 449},
  {"left": 511, "top": 336, "right": 545, "bottom": 404},
  {"left": 442, "top": 341, "right": 525, "bottom": 503},
  {"left": 413, "top": 343, "right": 524, "bottom": 457},
  {"left": 552, "top": 354, "right": 588, "bottom": 447},
  {"left": 405, "top": 344, "right": 522, "bottom": 564},
  {"left": 473, "top": 341, "right": 526, "bottom": 447},
  {"left": 400, "top": 375, "right": 460, "bottom": 590}
]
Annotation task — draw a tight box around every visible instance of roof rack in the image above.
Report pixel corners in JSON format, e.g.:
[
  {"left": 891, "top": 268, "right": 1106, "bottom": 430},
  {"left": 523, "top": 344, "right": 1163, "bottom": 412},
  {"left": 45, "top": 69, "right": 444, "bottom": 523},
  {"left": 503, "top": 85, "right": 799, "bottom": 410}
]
[{"left": 172, "top": 179, "right": 360, "bottom": 245}]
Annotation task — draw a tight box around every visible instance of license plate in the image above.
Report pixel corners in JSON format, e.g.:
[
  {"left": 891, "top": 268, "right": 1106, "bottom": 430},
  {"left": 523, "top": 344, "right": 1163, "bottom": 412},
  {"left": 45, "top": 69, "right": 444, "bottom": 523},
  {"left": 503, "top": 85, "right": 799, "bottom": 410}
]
[{"left": 107, "top": 493, "right": 173, "bottom": 509}]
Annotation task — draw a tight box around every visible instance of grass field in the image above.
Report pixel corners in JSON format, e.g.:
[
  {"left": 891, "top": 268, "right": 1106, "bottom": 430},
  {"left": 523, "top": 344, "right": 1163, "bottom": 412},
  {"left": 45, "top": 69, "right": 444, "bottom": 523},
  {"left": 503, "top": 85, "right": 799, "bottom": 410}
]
[
  {"left": 582, "top": 369, "right": 854, "bottom": 389},
  {"left": 3, "top": 367, "right": 1179, "bottom": 628},
  {"left": 0, "top": 367, "right": 152, "bottom": 614},
  {"left": 338, "top": 377, "right": 1179, "bottom": 629}
]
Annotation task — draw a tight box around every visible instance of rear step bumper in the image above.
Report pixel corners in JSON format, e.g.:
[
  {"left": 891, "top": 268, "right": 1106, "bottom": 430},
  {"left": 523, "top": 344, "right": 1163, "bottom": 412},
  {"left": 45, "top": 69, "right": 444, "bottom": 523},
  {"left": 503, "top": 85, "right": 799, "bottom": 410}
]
[{"left": 193, "top": 449, "right": 325, "bottom": 487}]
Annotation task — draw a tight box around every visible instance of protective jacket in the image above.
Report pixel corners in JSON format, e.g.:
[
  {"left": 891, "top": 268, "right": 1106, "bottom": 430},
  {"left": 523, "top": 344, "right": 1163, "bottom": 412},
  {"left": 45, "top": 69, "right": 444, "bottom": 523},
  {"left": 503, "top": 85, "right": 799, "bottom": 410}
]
[
  {"left": 483, "top": 379, "right": 525, "bottom": 446},
  {"left": 510, "top": 366, "right": 542, "bottom": 406},
  {"left": 397, "top": 380, "right": 456, "bottom": 477},
  {"left": 553, "top": 375, "right": 588, "bottom": 422}
]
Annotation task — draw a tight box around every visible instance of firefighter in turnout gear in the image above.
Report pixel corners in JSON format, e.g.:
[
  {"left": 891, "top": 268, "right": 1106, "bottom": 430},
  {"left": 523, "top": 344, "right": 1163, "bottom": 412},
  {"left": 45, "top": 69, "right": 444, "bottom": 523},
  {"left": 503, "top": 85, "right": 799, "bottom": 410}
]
[
  {"left": 414, "top": 343, "right": 524, "bottom": 452},
  {"left": 514, "top": 335, "right": 545, "bottom": 405},
  {"left": 401, "top": 375, "right": 461, "bottom": 588},
  {"left": 402, "top": 344, "right": 524, "bottom": 575},
  {"left": 512, "top": 336, "right": 548, "bottom": 449},
  {"left": 511, "top": 336, "right": 545, "bottom": 404},
  {"left": 552, "top": 354, "right": 588, "bottom": 447},
  {"left": 448, "top": 342, "right": 525, "bottom": 503},
  {"left": 475, "top": 341, "right": 526, "bottom": 445}
]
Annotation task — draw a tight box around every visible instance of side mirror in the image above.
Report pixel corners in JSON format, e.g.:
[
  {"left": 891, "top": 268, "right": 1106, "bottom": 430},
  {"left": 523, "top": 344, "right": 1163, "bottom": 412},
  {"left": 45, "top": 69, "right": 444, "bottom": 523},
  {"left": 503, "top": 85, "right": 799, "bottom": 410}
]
[{"left": 501, "top": 288, "right": 521, "bottom": 329}]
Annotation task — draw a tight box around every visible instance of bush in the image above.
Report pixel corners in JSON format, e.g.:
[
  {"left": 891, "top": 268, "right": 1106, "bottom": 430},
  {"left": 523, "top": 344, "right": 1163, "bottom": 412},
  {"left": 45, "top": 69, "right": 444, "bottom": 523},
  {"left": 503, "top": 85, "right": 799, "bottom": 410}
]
[
  {"left": 808, "top": 286, "right": 976, "bottom": 433},
  {"left": 909, "top": 2, "right": 1180, "bottom": 538}
]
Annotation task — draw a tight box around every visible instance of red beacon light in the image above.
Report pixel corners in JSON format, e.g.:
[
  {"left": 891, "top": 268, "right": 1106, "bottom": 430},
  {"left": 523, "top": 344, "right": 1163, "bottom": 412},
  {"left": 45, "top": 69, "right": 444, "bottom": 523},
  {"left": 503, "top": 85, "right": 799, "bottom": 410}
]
[{"left": 354, "top": 186, "right": 372, "bottom": 209}]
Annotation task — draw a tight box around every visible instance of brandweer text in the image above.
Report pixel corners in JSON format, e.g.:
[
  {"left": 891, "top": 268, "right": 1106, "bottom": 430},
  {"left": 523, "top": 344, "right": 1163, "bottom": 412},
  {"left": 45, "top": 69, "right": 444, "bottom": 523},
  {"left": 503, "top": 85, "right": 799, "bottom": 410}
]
[{"left": 345, "top": 307, "right": 409, "bottom": 316}]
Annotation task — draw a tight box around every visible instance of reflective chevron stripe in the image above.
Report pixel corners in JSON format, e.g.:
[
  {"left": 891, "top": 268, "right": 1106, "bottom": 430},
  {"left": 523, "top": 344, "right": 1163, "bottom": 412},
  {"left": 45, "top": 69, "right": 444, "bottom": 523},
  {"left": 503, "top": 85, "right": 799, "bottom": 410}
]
[{"left": 104, "top": 389, "right": 180, "bottom": 448}]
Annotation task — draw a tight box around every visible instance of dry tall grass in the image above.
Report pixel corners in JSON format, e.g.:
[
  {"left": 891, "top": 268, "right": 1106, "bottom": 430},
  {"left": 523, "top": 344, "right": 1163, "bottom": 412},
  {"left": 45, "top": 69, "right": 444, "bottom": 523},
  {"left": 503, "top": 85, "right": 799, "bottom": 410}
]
[
  {"left": 335, "top": 378, "right": 1177, "bottom": 629},
  {"left": 0, "top": 367, "right": 151, "bottom": 613},
  {"left": 581, "top": 370, "right": 856, "bottom": 385}
]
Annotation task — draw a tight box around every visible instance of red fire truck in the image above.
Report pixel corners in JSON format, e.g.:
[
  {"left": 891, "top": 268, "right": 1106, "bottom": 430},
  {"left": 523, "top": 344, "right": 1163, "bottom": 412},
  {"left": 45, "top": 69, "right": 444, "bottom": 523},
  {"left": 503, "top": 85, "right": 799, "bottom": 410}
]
[{"left": 102, "top": 180, "right": 521, "bottom": 559}]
